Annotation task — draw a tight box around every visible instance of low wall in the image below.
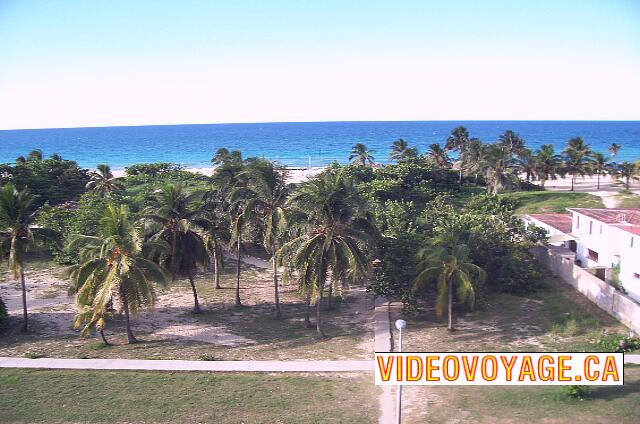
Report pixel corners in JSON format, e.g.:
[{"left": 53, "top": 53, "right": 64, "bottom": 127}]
[{"left": 534, "top": 246, "right": 640, "bottom": 335}]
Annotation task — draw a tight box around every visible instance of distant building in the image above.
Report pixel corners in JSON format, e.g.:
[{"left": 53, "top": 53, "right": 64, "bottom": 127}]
[{"left": 523, "top": 208, "right": 640, "bottom": 302}]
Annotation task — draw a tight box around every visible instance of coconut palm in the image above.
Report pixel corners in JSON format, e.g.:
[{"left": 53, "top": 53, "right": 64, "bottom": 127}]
[
  {"left": 279, "top": 170, "right": 372, "bottom": 337},
  {"left": 86, "top": 164, "right": 124, "bottom": 198},
  {"left": 389, "top": 139, "right": 418, "bottom": 162},
  {"left": 513, "top": 148, "right": 537, "bottom": 190},
  {"left": 211, "top": 148, "right": 243, "bottom": 166},
  {"left": 562, "top": 137, "right": 593, "bottom": 191},
  {"left": 232, "top": 160, "right": 290, "bottom": 317},
  {"left": 426, "top": 143, "right": 451, "bottom": 169},
  {"left": 497, "top": 130, "right": 526, "bottom": 158},
  {"left": 349, "top": 143, "right": 375, "bottom": 166},
  {"left": 0, "top": 184, "right": 57, "bottom": 332},
  {"left": 412, "top": 232, "right": 485, "bottom": 330},
  {"left": 613, "top": 162, "right": 638, "bottom": 190},
  {"left": 608, "top": 143, "right": 621, "bottom": 158},
  {"left": 26, "top": 150, "right": 43, "bottom": 162},
  {"left": 483, "top": 144, "right": 517, "bottom": 195},
  {"left": 68, "top": 205, "right": 167, "bottom": 344},
  {"left": 534, "top": 144, "right": 562, "bottom": 187},
  {"left": 591, "top": 152, "right": 612, "bottom": 190},
  {"left": 199, "top": 188, "right": 230, "bottom": 290},
  {"left": 459, "top": 138, "right": 485, "bottom": 183},
  {"left": 144, "top": 184, "right": 209, "bottom": 313},
  {"left": 446, "top": 126, "right": 478, "bottom": 182}
]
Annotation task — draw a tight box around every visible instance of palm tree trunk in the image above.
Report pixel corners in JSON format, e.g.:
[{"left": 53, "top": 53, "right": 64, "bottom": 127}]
[
  {"left": 327, "top": 283, "right": 333, "bottom": 310},
  {"left": 316, "top": 290, "right": 325, "bottom": 338},
  {"left": 570, "top": 173, "right": 575, "bottom": 191},
  {"left": 213, "top": 249, "right": 221, "bottom": 289},
  {"left": 597, "top": 172, "right": 600, "bottom": 190},
  {"left": 447, "top": 279, "right": 453, "bottom": 331},
  {"left": 19, "top": 265, "right": 28, "bottom": 332},
  {"left": 121, "top": 291, "right": 137, "bottom": 344},
  {"left": 188, "top": 273, "right": 201, "bottom": 313},
  {"left": 235, "top": 233, "right": 242, "bottom": 307},
  {"left": 272, "top": 243, "right": 281, "bottom": 319},
  {"left": 304, "top": 286, "right": 312, "bottom": 328},
  {"left": 99, "top": 328, "right": 110, "bottom": 346},
  {"left": 459, "top": 168, "right": 463, "bottom": 184},
  {"left": 626, "top": 176, "right": 630, "bottom": 190}
]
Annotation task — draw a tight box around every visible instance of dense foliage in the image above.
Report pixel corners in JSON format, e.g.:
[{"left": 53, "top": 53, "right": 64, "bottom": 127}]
[{"left": 0, "top": 295, "right": 7, "bottom": 328}]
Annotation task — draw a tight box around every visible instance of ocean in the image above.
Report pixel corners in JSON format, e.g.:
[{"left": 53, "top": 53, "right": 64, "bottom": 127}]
[{"left": 0, "top": 121, "right": 639, "bottom": 170}]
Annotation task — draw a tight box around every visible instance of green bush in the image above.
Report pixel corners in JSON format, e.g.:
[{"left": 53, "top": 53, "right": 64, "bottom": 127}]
[
  {"left": 563, "top": 385, "right": 590, "bottom": 400},
  {"left": 124, "top": 162, "right": 183, "bottom": 176},
  {"left": 594, "top": 334, "right": 640, "bottom": 353}
]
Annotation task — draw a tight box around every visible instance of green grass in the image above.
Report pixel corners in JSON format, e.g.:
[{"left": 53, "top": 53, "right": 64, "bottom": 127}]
[
  {"left": 0, "top": 369, "right": 377, "bottom": 423},
  {"left": 616, "top": 190, "right": 640, "bottom": 208},
  {"left": 406, "top": 366, "right": 640, "bottom": 424},
  {"left": 499, "top": 191, "right": 604, "bottom": 214}
]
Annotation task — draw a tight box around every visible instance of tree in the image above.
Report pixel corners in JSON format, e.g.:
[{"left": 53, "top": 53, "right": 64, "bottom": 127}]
[
  {"left": 459, "top": 139, "right": 485, "bottom": 183},
  {"left": 199, "top": 188, "right": 230, "bottom": 290},
  {"left": 591, "top": 152, "right": 611, "bottom": 190},
  {"left": 513, "top": 148, "right": 537, "bottom": 189},
  {"left": 446, "top": 127, "right": 478, "bottom": 183},
  {"left": 483, "top": 144, "right": 516, "bottom": 195},
  {"left": 412, "top": 232, "right": 485, "bottom": 330},
  {"left": 389, "top": 139, "right": 417, "bottom": 162},
  {"left": 349, "top": 143, "right": 375, "bottom": 166},
  {"left": 86, "top": 164, "right": 124, "bottom": 198},
  {"left": 613, "top": 162, "right": 638, "bottom": 190},
  {"left": 0, "top": 184, "right": 57, "bottom": 331},
  {"left": 562, "top": 137, "right": 593, "bottom": 191},
  {"left": 211, "top": 148, "right": 243, "bottom": 167},
  {"left": 608, "top": 143, "right": 621, "bottom": 158},
  {"left": 233, "top": 160, "right": 290, "bottom": 317},
  {"left": 68, "top": 205, "right": 167, "bottom": 344},
  {"left": 497, "top": 130, "right": 526, "bottom": 158},
  {"left": 280, "top": 170, "right": 372, "bottom": 337},
  {"left": 534, "top": 144, "right": 562, "bottom": 187},
  {"left": 144, "top": 184, "right": 209, "bottom": 313},
  {"left": 425, "top": 144, "right": 451, "bottom": 169}
]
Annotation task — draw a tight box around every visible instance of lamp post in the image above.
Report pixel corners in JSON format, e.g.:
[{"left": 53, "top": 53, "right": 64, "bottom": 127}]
[{"left": 395, "top": 319, "right": 406, "bottom": 424}]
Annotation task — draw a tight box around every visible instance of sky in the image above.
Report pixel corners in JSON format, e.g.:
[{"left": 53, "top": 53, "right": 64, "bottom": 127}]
[{"left": 0, "top": 0, "right": 639, "bottom": 130}]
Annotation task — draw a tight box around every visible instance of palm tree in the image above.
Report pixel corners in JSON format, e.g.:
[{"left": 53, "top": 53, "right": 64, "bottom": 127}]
[
  {"left": 199, "top": 188, "right": 230, "bottom": 290},
  {"left": 280, "top": 170, "right": 372, "bottom": 337},
  {"left": 513, "top": 148, "right": 537, "bottom": 189},
  {"left": 483, "top": 144, "right": 516, "bottom": 195},
  {"left": 26, "top": 150, "right": 43, "bottom": 162},
  {"left": 426, "top": 144, "right": 451, "bottom": 169},
  {"left": 613, "top": 162, "right": 638, "bottom": 190},
  {"left": 534, "top": 144, "right": 562, "bottom": 187},
  {"left": 591, "top": 152, "right": 611, "bottom": 190},
  {"left": 446, "top": 127, "right": 478, "bottom": 183},
  {"left": 0, "top": 184, "right": 57, "bottom": 332},
  {"left": 144, "top": 184, "right": 209, "bottom": 313},
  {"left": 412, "top": 237, "right": 485, "bottom": 331},
  {"left": 211, "top": 148, "right": 243, "bottom": 166},
  {"left": 563, "top": 137, "right": 593, "bottom": 191},
  {"left": 349, "top": 143, "right": 375, "bottom": 166},
  {"left": 459, "top": 138, "right": 484, "bottom": 183},
  {"left": 497, "top": 130, "right": 526, "bottom": 158},
  {"left": 69, "top": 205, "right": 167, "bottom": 344},
  {"left": 86, "top": 164, "right": 124, "bottom": 198},
  {"left": 608, "top": 143, "right": 621, "bottom": 158},
  {"left": 232, "top": 160, "right": 290, "bottom": 318}
]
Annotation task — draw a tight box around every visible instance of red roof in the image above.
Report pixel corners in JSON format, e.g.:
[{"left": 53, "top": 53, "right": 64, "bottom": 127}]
[
  {"left": 569, "top": 208, "right": 640, "bottom": 236},
  {"left": 527, "top": 213, "right": 573, "bottom": 234}
]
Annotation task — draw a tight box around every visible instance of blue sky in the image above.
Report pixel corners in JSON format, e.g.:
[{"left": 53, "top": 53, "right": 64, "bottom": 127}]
[{"left": 0, "top": 0, "right": 639, "bottom": 129}]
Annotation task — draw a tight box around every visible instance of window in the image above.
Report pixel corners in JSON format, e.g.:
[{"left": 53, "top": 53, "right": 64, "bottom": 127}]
[
  {"left": 589, "top": 221, "right": 593, "bottom": 235},
  {"left": 631, "top": 237, "right": 635, "bottom": 248},
  {"left": 577, "top": 216, "right": 580, "bottom": 229},
  {"left": 635, "top": 273, "right": 640, "bottom": 279},
  {"left": 587, "top": 249, "right": 599, "bottom": 262},
  {"left": 600, "top": 224, "right": 603, "bottom": 235}
]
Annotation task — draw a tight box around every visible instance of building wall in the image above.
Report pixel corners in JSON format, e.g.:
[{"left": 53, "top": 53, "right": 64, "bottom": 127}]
[
  {"left": 572, "top": 212, "right": 621, "bottom": 269},
  {"left": 533, "top": 246, "right": 640, "bottom": 334},
  {"left": 523, "top": 217, "right": 568, "bottom": 247},
  {"left": 615, "top": 227, "right": 640, "bottom": 302}
]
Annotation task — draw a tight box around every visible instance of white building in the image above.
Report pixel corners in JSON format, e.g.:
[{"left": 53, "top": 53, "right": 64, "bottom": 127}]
[{"left": 523, "top": 208, "right": 640, "bottom": 302}]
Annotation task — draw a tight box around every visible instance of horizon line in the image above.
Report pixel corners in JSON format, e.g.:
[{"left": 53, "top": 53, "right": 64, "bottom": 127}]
[{"left": 2, "top": 118, "right": 640, "bottom": 132}]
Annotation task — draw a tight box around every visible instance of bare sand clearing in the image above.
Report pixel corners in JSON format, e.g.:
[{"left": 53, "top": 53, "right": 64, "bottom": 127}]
[{"left": 110, "top": 166, "right": 325, "bottom": 183}]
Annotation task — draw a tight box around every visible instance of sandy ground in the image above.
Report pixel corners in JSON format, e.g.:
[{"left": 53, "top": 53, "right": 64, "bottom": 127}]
[
  {"left": 0, "top": 255, "right": 374, "bottom": 353},
  {"left": 111, "top": 166, "right": 325, "bottom": 184},
  {"left": 530, "top": 174, "right": 640, "bottom": 208}
]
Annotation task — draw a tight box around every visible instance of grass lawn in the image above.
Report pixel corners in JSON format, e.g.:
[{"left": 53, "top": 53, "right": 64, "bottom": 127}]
[
  {"left": 0, "top": 369, "right": 377, "bottom": 423},
  {"left": 616, "top": 190, "right": 640, "bottom": 208},
  {"left": 498, "top": 191, "right": 604, "bottom": 214},
  {"left": 397, "top": 275, "right": 630, "bottom": 354},
  {"left": 404, "top": 365, "right": 640, "bottom": 424}
]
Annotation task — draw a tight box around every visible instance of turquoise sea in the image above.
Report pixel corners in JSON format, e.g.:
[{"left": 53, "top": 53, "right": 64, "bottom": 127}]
[{"left": 0, "top": 121, "right": 639, "bottom": 169}]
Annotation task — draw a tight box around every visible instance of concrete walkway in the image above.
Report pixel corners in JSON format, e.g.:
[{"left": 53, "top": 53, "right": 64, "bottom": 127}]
[
  {"left": 625, "top": 354, "right": 640, "bottom": 364},
  {"left": 0, "top": 357, "right": 371, "bottom": 372},
  {"left": 374, "top": 298, "right": 395, "bottom": 424}
]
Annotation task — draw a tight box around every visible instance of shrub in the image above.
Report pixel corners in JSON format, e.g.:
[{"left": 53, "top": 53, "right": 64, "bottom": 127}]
[
  {"left": 594, "top": 334, "right": 640, "bottom": 353},
  {"left": 563, "top": 385, "right": 590, "bottom": 400},
  {"left": 124, "top": 162, "right": 183, "bottom": 176}
]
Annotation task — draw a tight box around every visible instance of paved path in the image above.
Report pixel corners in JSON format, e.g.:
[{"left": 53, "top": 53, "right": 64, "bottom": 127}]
[
  {"left": 625, "top": 354, "right": 640, "bottom": 364},
  {"left": 0, "top": 357, "right": 371, "bottom": 372},
  {"left": 374, "top": 298, "right": 395, "bottom": 424}
]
